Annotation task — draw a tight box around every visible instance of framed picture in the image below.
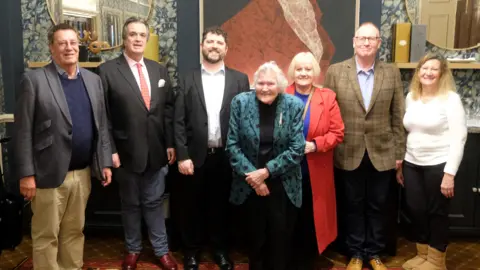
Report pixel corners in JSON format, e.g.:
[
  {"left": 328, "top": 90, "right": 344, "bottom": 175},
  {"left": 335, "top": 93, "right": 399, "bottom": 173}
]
[
  {"left": 101, "top": 7, "right": 124, "bottom": 48},
  {"left": 138, "top": 0, "right": 150, "bottom": 7},
  {"left": 200, "top": 0, "right": 360, "bottom": 84},
  {"left": 48, "top": 0, "right": 63, "bottom": 24}
]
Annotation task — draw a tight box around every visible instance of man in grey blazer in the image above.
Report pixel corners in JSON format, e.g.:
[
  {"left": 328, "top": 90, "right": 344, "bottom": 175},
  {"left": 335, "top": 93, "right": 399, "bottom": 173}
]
[{"left": 13, "top": 23, "right": 112, "bottom": 270}]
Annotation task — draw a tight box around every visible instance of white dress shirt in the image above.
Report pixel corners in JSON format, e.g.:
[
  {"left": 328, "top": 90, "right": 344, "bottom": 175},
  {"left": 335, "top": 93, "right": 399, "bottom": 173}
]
[
  {"left": 124, "top": 53, "right": 151, "bottom": 96},
  {"left": 201, "top": 64, "right": 225, "bottom": 148},
  {"left": 403, "top": 91, "right": 467, "bottom": 175}
]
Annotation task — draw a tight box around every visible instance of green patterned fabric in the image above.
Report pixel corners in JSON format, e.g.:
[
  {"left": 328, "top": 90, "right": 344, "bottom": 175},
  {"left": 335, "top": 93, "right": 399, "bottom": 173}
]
[{"left": 226, "top": 91, "right": 306, "bottom": 207}]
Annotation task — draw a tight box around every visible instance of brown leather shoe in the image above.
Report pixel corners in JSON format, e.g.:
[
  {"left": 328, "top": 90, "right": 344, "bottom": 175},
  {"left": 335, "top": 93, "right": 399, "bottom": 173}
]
[
  {"left": 369, "top": 257, "right": 387, "bottom": 270},
  {"left": 346, "top": 257, "right": 363, "bottom": 270},
  {"left": 122, "top": 253, "right": 140, "bottom": 270},
  {"left": 158, "top": 253, "right": 178, "bottom": 270}
]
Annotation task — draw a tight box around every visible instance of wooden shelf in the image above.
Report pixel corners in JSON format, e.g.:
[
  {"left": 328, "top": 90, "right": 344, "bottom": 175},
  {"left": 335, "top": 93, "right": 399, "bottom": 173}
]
[
  {"left": 0, "top": 114, "right": 14, "bottom": 123},
  {"left": 395, "top": 62, "right": 480, "bottom": 69},
  {"left": 27, "top": 62, "right": 103, "bottom": 68}
]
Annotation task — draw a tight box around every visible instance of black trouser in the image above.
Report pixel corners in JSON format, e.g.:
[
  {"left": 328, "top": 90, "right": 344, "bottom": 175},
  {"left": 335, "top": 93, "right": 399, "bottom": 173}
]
[
  {"left": 244, "top": 178, "right": 298, "bottom": 270},
  {"left": 402, "top": 161, "right": 450, "bottom": 252},
  {"left": 335, "top": 153, "right": 394, "bottom": 259},
  {"left": 291, "top": 170, "right": 317, "bottom": 270},
  {"left": 178, "top": 148, "right": 232, "bottom": 255}
]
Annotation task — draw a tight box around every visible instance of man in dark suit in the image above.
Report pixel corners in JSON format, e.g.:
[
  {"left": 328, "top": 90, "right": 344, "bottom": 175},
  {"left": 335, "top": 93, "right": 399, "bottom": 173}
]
[
  {"left": 13, "top": 23, "right": 112, "bottom": 270},
  {"left": 98, "top": 17, "right": 177, "bottom": 270},
  {"left": 174, "top": 26, "right": 250, "bottom": 270}
]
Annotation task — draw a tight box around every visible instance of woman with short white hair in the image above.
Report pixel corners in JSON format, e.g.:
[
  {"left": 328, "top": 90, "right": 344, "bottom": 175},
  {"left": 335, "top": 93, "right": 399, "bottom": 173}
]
[{"left": 226, "top": 62, "right": 306, "bottom": 270}]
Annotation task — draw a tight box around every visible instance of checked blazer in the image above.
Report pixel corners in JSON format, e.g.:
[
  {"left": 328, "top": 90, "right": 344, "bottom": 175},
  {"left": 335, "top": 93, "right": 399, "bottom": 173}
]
[
  {"left": 324, "top": 57, "right": 406, "bottom": 172},
  {"left": 226, "top": 92, "right": 306, "bottom": 207}
]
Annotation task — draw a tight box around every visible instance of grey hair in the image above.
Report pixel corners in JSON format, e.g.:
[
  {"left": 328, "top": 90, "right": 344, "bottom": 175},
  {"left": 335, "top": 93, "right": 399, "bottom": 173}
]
[{"left": 253, "top": 61, "right": 288, "bottom": 93}]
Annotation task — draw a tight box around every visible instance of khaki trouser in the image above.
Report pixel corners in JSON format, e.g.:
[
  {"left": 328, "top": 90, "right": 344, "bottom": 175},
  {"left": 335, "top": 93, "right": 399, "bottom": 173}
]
[{"left": 31, "top": 167, "right": 91, "bottom": 270}]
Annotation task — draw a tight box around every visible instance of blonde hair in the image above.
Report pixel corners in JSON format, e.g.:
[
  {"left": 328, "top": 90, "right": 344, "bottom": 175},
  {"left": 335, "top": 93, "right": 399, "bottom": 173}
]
[
  {"left": 253, "top": 61, "right": 288, "bottom": 93},
  {"left": 287, "top": 52, "right": 321, "bottom": 82},
  {"left": 409, "top": 53, "right": 456, "bottom": 100}
]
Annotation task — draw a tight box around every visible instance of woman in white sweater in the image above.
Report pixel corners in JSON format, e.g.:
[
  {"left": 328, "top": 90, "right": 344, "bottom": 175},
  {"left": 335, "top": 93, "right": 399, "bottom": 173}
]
[{"left": 398, "top": 54, "right": 467, "bottom": 270}]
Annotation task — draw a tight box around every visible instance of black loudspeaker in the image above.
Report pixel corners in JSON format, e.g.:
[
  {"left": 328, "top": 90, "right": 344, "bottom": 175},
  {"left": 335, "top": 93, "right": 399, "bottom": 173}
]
[
  {"left": 79, "top": 45, "right": 89, "bottom": 62},
  {"left": 0, "top": 137, "right": 24, "bottom": 252}
]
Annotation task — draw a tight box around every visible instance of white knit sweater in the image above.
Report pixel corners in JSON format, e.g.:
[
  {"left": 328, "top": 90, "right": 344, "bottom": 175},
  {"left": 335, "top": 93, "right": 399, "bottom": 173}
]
[{"left": 403, "top": 91, "right": 467, "bottom": 175}]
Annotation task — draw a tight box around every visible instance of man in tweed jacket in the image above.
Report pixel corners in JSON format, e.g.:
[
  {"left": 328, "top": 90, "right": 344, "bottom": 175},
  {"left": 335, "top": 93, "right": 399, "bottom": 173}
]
[{"left": 324, "top": 22, "right": 405, "bottom": 270}]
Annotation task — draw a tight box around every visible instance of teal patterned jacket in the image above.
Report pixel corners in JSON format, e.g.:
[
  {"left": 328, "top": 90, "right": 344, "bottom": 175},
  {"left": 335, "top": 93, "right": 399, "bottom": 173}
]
[{"left": 226, "top": 92, "right": 306, "bottom": 207}]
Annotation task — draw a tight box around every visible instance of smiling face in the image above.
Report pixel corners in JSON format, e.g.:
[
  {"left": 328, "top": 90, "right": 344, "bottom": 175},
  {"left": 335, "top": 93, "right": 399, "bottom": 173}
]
[
  {"left": 353, "top": 24, "right": 381, "bottom": 59},
  {"left": 123, "top": 22, "right": 148, "bottom": 58},
  {"left": 294, "top": 58, "right": 314, "bottom": 88},
  {"left": 255, "top": 70, "right": 280, "bottom": 105},
  {"left": 49, "top": 29, "right": 79, "bottom": 67},
  {"left": 201, "top": 32, "right": 228, "bottom": 64},
  {"left": 419, "top": 59, "right": 442, "bottom": 89}
]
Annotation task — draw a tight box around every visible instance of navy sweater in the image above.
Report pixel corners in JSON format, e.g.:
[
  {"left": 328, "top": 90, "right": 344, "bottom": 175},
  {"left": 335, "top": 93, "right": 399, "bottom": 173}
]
[{"left": 59, "top": 74, "right": 94, "bottom": 170}]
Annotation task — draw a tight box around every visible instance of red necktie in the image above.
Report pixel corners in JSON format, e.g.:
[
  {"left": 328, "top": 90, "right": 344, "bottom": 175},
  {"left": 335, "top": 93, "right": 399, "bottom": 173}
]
[{"left": 136, "top": 63, "right": 150, "bottom": 110}]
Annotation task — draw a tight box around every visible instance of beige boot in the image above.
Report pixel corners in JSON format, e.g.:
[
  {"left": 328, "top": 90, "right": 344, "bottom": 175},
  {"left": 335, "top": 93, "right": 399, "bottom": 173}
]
[
  {"left": 413, "top": 246, "right": 447, "bottom": 270},
  {"left": 402, "top": 243, "right": 428, "bottom": 269}
]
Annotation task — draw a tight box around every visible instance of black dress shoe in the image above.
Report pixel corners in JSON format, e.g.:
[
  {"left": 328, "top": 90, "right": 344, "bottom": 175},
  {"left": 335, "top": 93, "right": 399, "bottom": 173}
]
[
  {"left": 183, "top": 254, "right": 198, "bottom": 270},
  {"left": 213, "top": 252, "right": 233, "bottom": 270}
]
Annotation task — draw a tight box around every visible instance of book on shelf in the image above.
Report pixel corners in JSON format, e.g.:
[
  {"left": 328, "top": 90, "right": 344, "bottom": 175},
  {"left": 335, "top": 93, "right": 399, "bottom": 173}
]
[{"left": 392, "top": 23, "right": 411, "bottom": 63}]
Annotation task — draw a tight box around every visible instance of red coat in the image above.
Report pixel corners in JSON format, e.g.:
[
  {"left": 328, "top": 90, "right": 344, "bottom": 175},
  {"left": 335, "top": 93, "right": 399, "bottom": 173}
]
[{"left": 286, "top": 84, "right": 344, "bottom": 253}]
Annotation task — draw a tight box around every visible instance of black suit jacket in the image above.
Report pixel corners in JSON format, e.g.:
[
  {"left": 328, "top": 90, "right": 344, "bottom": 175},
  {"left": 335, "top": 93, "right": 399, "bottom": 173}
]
[
  {"left": 98, "top": 55, "right": 174, "bottom": 173},
  {"left": 174, "top": 66, "right": 250, "bottom": 167},
  {"left": 13, "top": 63, "right": 112, "bottom": 188}
]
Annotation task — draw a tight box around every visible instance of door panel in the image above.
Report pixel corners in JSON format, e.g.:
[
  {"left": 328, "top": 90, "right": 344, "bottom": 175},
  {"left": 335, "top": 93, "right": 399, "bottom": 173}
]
[
  {"left": 449, "top": 133, "right": 478, "bottom": 228},
  {"left": 420, "top": 0, "right": 457, "bottom": 48}
]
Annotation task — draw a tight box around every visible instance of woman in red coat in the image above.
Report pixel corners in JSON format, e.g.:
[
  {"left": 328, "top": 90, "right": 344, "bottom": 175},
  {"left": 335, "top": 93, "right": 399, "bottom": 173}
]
[{"left": 286, "top": 52, "right": 344, "bottom": 269}]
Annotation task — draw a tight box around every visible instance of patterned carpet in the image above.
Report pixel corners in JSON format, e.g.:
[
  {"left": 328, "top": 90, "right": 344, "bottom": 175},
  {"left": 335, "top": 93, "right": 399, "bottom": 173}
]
[
  {"left": 2, "top": 235, "right": 480, "bottom": 270},
  {"left": 14, "top": 258, "right": 251, "bottom": 270},
  {"left": 12, "top": 258, "right": 403, "bottom": 270}
]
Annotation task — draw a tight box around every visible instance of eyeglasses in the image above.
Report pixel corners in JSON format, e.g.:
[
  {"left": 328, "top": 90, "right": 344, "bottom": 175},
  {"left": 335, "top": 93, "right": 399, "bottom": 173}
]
[
  {"left": 354, "top": 36, "right": 380, "bottom": 43},
  {"left": 55, "top": 40, "right": 79, "bottom": 48}
]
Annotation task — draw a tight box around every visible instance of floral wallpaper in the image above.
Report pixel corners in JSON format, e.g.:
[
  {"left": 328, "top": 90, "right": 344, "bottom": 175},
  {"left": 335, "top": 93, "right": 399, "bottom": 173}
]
[
  {"left": 380, "top": 0, "right": 480, "bottom": 112},
  {"left": 405, "top": 0, "right": 419, "bottom": 24},
  {"left": 21, "top": 0, "right": 178, "bottom": 85},
  {"left": 101, "top": 0, "right": 150, "bottom": 15},
  {"left": 15, "top": 0, "right": 480, "bottom": 104}
]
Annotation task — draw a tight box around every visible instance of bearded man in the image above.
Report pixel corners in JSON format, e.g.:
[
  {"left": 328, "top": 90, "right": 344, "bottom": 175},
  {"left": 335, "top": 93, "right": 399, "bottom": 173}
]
[{"left": 173, "top": 26, "right": 250, "bottom": 270}]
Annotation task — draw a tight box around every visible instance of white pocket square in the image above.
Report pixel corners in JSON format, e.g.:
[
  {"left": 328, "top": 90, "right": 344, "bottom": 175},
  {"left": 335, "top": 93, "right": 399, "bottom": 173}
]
[{"left": 158, "top": 79, "right": 165, "bottom": 87}]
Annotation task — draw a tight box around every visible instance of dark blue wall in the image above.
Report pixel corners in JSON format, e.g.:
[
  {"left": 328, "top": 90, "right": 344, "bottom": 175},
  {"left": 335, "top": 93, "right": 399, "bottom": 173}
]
[
  {"left": 360, "top": 0, "right": 382, "bottom": 29},
  {"left": 0, "top": 0, "right": 24, "bottom": 113},
  {"left": 176, "top": 1, "right": 201, "bottom": 77}
]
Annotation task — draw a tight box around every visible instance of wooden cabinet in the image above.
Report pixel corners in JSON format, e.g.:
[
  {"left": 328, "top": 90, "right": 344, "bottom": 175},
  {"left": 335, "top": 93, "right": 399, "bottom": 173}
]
[
  {"left": 84, "top": 166, "right": 174, "bottom": 231},
  {"left": 449, "top": 133, "right": 480, "bottom": 234},
  {"left": 85, "top": 178, "right": 123, "bottom": 230},
  {"left": 448, "top": 133, "right": 479, "bottom": 230}
]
